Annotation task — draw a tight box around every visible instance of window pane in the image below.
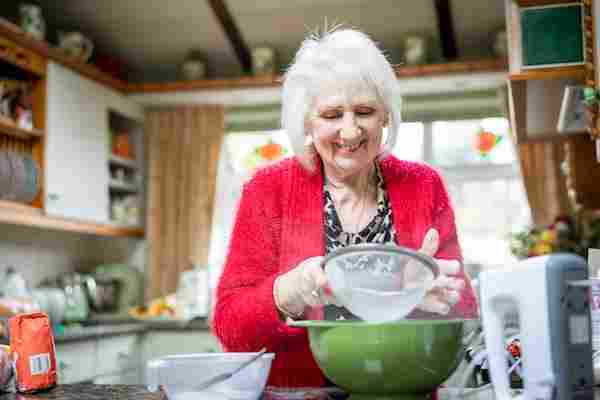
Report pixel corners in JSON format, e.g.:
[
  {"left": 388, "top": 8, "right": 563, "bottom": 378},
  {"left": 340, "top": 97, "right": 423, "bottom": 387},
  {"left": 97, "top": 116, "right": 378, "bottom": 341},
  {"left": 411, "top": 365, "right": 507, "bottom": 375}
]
[
  {"left": 447, "top": 178, "right": 531, "bottom": 268},
  {"left": 225, "top": 129, "right": 293, "bottom": 175},
  {"left": 432, "top": 118, "right": 515, "bottom": 166},
  {"left": 392, "top": 122, "right": 424, "bottom": 161}
]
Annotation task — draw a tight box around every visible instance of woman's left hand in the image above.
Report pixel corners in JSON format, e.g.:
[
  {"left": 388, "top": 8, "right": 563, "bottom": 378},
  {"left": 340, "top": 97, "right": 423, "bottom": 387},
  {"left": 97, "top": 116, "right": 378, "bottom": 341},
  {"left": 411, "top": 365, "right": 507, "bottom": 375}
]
[{"left": 415, "top": 228, "right": 465, "bottom": 315}]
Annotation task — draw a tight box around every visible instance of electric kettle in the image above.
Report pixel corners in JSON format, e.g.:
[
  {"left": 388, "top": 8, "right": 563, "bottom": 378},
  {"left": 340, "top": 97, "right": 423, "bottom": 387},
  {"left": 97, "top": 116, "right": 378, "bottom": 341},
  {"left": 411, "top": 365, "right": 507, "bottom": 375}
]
[{"left": 479, "top": 254, "right": 594, "bottom": 400}]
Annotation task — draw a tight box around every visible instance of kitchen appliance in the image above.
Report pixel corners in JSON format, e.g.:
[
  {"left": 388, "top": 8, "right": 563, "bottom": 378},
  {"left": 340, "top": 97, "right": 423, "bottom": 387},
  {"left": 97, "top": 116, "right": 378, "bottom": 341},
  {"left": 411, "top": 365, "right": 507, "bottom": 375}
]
[
  {"left": 479, "top": 254, "right": 594, "bottom": 400},
  {"left": 83, "top": 274, "right": 121, "bottom": 312},
  {"left": 90, "top": 264, "right": 144, "bottom": 320}
]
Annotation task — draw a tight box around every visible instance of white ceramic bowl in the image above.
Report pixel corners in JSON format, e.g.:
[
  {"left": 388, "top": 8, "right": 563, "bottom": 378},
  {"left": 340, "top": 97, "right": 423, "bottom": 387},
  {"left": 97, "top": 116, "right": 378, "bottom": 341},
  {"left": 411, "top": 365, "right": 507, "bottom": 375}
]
[{"left": 146, "top": 352, "right": 274, "bottom": 400}]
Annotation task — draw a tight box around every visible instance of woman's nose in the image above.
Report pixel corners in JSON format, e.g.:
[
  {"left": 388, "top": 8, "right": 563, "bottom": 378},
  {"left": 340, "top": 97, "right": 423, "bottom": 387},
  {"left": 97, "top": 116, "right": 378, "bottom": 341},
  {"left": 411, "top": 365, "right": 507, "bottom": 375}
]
[{"left": 340, "top": 113, "right": 361, "bottom": 141}]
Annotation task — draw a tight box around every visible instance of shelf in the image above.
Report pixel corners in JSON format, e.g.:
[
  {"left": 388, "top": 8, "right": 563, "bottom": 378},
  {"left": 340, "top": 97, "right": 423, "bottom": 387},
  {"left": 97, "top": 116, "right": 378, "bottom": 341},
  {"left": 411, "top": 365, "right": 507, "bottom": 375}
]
[
  {"left": 109, "top": 154, "right": 138, "bottom": 170},
  {"left": 126, "top": 74, "right": 282, "bottom": 93},
  {"left": 0, "top": 37, "right": 45, "bottom": 77},
  {"left": 0, "top": 18, "right": 127, "bottom": 92},
  {"left": 126, "top": 58, "right": 508, "bottom": 93},
  {"left": 509, "top": 65, "right": 585, "bottom": 81},
  {"left": 513, "top": 0, "right": 576, "bottom": 6},
  {"left": 394, "top": 58, "right": 508, "bottom": 78},
  {"left": 0, "top": 200, "right": 144, "bottom": 237},
  {"left": 109, "top": 179, "right": 139, "bottom": 194},
  {"left": 0, "top": 116, "right": 44, "bottom": 140}
]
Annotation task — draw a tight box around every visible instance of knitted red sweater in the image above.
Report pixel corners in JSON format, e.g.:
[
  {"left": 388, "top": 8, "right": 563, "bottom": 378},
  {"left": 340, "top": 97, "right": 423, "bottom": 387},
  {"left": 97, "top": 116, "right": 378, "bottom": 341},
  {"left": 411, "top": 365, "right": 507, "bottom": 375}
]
[{"left": 212, "top": 155, "right": 478, "bottom": 388}]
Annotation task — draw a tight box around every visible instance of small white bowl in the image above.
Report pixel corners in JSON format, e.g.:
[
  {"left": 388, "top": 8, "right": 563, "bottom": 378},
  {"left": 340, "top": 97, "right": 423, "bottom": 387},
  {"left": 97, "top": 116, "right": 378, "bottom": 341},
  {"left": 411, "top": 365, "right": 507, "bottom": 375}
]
[{"left": 146, "top": 352, "right": 274, "bottom": 400}]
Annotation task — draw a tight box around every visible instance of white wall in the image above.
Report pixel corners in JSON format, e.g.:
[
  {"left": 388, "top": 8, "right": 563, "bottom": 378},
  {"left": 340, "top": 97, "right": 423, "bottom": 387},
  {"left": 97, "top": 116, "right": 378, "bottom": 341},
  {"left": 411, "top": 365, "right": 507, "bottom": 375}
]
[{"left": 0, "top": 222, "right": 145, "bottom": 288}]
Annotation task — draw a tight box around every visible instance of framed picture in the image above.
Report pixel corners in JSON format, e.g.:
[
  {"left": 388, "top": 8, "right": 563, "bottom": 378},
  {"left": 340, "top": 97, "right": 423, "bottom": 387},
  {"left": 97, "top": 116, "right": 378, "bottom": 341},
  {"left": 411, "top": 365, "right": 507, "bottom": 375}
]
[{"left": 520, "top": 3, "right": 584, "bottom": 69}]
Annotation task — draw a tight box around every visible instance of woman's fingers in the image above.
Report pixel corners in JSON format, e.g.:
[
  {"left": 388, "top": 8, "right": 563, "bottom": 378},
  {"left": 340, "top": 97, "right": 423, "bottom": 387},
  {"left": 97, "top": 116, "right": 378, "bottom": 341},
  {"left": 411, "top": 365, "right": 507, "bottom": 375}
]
[
  {"left": 418, "top": 294, "right": 451, "bottom": 315},
  {"left": 419, "top": 228, "right": 439, "bottom": 257}
]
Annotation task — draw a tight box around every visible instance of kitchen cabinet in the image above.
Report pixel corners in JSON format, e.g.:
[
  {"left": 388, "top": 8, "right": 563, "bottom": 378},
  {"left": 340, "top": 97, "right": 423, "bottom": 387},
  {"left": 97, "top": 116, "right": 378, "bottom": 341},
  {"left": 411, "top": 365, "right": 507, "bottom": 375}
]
[
  {"left": 45, "top": 61, "right": 144, "bottom": 225},
  {"left": 142, "top": 331, "right": 221, "bottom": 361},
  {"left": 95, "top": 334, "right": 140, "bottom": 378},
  {"left": 45, "top": 61, "right": 112, "bottom": 223},
  {"left": 56, "top": 341, "right": 96, "bottom": 384}
]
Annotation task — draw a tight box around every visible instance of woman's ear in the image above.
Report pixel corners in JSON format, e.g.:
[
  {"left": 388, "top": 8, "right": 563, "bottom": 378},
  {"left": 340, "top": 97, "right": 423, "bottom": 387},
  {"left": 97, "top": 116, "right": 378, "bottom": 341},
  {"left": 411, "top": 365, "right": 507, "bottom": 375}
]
[{"left": 383, "top": 114, "right": 390, "bottom": 127}]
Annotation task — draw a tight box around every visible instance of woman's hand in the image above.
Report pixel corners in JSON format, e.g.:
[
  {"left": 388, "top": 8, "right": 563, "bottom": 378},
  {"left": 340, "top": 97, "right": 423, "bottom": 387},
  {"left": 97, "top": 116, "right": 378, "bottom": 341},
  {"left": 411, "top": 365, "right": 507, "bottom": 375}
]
[
  {"left": 415, "top": 228, "right": 465, "bottom": 315},
  {"left": 274, "top": 256, "right": 335, "bottom": 319}
]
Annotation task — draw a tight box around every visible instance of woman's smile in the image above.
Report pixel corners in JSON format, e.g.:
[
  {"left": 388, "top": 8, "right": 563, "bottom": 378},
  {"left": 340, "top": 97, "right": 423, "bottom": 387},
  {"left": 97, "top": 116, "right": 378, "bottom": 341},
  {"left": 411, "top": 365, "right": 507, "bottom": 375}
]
[{"left": 334, "top": 138, "right": 367, "bottom": 153}]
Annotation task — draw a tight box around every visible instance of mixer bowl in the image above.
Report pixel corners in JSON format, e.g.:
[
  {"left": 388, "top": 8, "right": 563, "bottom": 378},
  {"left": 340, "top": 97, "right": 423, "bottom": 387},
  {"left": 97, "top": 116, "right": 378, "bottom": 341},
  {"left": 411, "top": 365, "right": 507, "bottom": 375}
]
[{"left": 290, "top": 319, "right": 467, "bottom": 400}]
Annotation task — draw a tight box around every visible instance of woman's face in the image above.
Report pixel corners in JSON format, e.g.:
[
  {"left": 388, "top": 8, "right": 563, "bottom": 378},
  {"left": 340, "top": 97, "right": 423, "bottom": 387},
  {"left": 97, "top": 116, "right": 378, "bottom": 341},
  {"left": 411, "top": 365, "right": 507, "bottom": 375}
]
[{"left": 307, "top": 87, "right": 387, "bottom": 179}]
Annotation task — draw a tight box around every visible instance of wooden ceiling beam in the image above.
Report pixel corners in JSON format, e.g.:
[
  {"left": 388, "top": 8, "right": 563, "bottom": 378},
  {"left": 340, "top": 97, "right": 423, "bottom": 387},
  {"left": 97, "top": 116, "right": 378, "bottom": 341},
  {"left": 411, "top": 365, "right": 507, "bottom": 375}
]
[
  {"left": 434, "top": 0, "right": 458, "bottom": 60},
  {"left": 207, "top": 0, "right": 253, "bottom": 73}
]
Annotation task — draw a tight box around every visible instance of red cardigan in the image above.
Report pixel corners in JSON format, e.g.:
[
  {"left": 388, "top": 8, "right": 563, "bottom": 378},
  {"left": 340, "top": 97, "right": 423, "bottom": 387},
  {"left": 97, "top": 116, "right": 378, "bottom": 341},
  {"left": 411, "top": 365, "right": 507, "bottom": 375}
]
[{"left": 212, "top": 155, "right": 478, "bottom": 388}]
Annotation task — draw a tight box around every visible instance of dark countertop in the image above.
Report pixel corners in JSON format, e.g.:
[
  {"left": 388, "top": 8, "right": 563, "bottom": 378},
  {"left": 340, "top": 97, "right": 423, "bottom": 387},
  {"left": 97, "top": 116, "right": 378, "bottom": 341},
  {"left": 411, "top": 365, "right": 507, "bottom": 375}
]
[
  {"left": 0, "top": 385, "right": 166, "bottom": 400},
  {"left": 0, "top": 385, "right": 350, "bottom": 400}
]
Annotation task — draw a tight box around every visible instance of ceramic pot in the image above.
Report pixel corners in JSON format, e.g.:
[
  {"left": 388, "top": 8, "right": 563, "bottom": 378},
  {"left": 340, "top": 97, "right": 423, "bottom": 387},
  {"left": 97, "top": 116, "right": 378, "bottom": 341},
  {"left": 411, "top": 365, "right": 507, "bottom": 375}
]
[
  {"left": 251, "top": 46, "right": 276, "bottom": 76},
  {"left": 57, "top": 32, "right": 94, "bottom": 63},
  {"left": 290, "top": 319, "right": 467, "bottom": 400},
  {"left": 180, "top": 50, "right": 207, "bottom": 80},
  {"left": 19, "top": 4, "right": 45, "bottom": 41}
]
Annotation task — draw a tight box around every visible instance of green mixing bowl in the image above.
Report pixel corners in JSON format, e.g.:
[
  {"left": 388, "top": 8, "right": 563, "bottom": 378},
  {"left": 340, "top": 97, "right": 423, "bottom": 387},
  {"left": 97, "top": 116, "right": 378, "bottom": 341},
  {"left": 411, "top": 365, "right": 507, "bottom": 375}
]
[{"left": 290, "top": 319, "right": 468, "bottom": 400}]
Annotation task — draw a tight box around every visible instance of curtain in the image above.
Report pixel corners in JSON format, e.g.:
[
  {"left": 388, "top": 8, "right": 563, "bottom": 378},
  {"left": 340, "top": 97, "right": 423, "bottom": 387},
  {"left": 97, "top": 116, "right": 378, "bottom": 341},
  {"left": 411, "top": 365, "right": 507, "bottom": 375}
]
[
  {"left": 515, "top": 140, "right": 570, "bottom": 226},
  {"left": 145, "top": 105, "right": 224, "bottom": 299}
]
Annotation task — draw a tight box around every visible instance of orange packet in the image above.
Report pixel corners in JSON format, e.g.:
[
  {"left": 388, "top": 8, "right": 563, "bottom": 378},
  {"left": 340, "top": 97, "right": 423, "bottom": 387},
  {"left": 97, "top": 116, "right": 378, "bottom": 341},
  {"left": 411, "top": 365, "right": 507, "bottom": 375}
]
[{"left": 9, "top": 313, "right": 57, "bottom": 393}]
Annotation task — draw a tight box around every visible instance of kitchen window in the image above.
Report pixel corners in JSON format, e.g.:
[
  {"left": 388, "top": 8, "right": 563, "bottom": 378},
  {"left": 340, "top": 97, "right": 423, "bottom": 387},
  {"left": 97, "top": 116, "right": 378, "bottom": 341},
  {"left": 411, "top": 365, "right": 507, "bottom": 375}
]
[
  {"left": 209, "top": 116, "right": 531, "bottom": 289},
  {"left": 393, "top": 118, "right": 531, "bottom": 270}
]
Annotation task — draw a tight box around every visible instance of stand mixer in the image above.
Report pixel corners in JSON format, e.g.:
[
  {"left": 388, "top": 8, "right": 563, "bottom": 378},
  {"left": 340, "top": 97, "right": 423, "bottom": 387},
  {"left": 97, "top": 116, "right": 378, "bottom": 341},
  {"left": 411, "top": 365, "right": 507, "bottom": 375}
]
[{"left": 479, "top": 254, "right": 594, "bottom": 400}]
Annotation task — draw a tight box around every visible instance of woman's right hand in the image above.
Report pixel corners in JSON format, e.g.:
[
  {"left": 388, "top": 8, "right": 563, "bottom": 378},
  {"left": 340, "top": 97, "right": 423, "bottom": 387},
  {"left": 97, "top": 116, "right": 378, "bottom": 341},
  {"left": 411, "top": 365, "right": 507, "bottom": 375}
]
[{"left": 274, "top": 256, "right": 334, "bottom": 319}]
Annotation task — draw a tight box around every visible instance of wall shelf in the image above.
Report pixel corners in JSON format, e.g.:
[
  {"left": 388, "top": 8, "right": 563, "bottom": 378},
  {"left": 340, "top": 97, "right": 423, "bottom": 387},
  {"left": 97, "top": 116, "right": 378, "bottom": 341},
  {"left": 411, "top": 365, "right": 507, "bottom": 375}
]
[
  {"left": 0, "top": 18, "right": 127, "bottom": 92},
  {"left": 0, "top": 200, "right": 144, "bottom": 237},
  {"left": 109, "top": 179, "right": 139, "bottom": 194},
  {"left": 126, "top": 58, "right": 508, "bottom": 93},
  {"left": 0, "top": 116, "right": 44, "bottom": 140},
  {"left": 509, "top": 65, "right": 586, "bottom": 81},
  {"left": 109, "top": 154, "right": 138, "bottom": 170},
  {"left": 513, "top": 0, "right": 576, "bottom": 7}
]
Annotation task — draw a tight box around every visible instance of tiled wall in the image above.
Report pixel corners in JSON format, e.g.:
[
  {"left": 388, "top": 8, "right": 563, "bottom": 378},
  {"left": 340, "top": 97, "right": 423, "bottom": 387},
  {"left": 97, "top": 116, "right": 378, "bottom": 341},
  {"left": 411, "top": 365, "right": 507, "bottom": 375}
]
[{"left": 0, "top": 223, "right": 146, "bottom": 288}]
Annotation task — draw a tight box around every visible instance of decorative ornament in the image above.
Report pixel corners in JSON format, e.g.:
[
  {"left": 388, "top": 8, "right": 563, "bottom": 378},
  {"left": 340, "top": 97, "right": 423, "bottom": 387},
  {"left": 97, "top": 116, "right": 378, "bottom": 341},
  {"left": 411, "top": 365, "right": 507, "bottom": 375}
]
[
  {"left": 474, "top": 129, "right": 502, "bottom": 157},
  {"left": 242, "top": 139, "right": 287, "bottom": 173}
]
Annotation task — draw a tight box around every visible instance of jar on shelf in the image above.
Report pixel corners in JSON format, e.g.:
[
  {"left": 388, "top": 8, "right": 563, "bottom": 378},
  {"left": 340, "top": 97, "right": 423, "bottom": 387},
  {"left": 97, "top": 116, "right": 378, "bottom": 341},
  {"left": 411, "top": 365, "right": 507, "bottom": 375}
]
[
  {"left": 19, "top": 4, "right": 46, "bottom": 41},
  {"left": 180, "top": 50, "right": 207, "bottom": 81}
]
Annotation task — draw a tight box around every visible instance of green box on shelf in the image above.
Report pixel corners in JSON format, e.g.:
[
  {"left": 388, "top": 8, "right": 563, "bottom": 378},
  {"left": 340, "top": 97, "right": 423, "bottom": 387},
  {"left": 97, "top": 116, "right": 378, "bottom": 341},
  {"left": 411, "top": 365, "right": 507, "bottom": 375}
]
[{"left": 520, "top": 3, "right": 583, "bottom": 68}]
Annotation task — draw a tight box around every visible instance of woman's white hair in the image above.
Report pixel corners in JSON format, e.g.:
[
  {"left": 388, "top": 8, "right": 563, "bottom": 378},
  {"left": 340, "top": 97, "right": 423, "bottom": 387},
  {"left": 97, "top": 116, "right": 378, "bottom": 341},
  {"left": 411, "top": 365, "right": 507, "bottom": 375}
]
[{"left": 281, "top": 26, "right": 402, "bottom": 169}]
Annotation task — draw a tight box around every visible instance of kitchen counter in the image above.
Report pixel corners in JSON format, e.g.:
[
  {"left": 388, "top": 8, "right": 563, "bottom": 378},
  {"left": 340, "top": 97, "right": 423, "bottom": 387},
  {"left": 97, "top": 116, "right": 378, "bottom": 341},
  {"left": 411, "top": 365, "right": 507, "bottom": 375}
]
[
  {"left": 0, "top": 385, "right": 349, "bottom": 400},
  {"left": 53, "top": 318, "right": 210, "bottom": 343},
  {"left": 0, "top": 384, "right": 166, "bottom": 400}
]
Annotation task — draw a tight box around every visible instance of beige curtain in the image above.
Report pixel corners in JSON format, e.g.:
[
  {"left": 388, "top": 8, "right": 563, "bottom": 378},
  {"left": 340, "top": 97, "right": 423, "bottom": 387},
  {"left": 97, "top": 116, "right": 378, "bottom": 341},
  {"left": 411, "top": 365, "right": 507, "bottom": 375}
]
[
  {"left": 516, "top": 140, "right": 570, "bottom": 227},
  {"left": 145, "top": 105, "right": 224, "bottom": 299}
]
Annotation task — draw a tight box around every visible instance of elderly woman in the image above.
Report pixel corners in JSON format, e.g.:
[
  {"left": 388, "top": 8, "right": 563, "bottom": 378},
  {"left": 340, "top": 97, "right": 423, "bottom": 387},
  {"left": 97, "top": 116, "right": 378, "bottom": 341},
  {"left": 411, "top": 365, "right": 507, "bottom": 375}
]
[{"left": 213, "top": 27, "right": 477, "bottom": 388}]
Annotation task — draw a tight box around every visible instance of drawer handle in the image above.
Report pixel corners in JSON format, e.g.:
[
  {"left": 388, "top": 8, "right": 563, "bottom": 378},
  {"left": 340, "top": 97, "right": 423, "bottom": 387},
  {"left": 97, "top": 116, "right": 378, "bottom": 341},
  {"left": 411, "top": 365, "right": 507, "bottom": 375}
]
[
  {"left": 59, "top": 361, "right": 71, "bottom": 370},
  {"left": 117, "top": 352, "right": 131, "bottom": 360}
]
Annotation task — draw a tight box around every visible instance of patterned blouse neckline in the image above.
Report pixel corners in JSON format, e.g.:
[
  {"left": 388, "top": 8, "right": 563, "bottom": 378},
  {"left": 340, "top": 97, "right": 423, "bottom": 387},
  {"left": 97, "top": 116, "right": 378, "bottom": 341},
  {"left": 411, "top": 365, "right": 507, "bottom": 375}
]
[{"left": 323, "top": 163, "right": 396, "bottom": 253}]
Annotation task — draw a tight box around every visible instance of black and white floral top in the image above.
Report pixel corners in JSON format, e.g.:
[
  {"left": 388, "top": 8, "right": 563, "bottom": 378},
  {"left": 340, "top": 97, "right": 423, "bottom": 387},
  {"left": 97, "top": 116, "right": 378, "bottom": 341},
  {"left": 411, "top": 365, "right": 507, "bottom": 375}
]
[{"left": 323, "top": 164, "right": 396, "bottom": 320}]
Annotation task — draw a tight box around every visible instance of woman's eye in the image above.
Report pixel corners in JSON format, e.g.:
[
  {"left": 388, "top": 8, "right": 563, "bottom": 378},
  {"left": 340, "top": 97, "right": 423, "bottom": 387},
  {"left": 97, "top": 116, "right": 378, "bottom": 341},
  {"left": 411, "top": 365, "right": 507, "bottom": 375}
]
[{"left": 321, "top": 112, "right": 341, "bottom": 120}]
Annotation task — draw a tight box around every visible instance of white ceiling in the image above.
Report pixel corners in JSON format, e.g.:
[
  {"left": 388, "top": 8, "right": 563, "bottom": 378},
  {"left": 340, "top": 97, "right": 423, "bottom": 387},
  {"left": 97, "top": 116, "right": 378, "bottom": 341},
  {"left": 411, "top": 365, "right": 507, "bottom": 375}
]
[{"left": 28, "top": 0, "right": 506, "bottom": 82}]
